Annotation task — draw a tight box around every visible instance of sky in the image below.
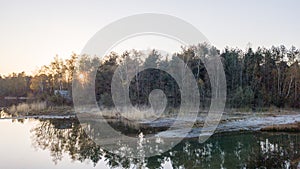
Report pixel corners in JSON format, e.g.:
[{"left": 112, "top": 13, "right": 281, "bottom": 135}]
[{"left": 0, "top": 0, "right": 300, "bottom": 75}]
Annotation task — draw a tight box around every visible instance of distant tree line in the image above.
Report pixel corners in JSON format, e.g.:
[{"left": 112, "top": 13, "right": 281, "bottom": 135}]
[
  {"left": 1, "top": 44, "right": 300, "bottom": 110},
  {"left": 0, "top": 53, "right": 77, "bottom": 106}
]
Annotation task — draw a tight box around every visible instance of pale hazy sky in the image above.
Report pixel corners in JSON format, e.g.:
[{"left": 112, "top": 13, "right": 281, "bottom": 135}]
[{"left": 0, "top": 0, "right": 299, "bottom": 75}]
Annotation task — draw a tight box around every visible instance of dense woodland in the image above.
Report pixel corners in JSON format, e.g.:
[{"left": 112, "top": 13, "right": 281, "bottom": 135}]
[{"left": 1, "top": 43, "right": 300, "bottom": 110}]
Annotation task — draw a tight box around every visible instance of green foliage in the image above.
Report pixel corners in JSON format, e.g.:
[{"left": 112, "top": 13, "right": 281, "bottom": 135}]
[{"left": 232, "top": 86, "right": 254, "bottom": 108}]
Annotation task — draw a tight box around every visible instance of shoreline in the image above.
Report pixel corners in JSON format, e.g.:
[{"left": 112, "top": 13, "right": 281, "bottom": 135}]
[{"left": 1, "top": 109, "right": 300, "bottom": 138}]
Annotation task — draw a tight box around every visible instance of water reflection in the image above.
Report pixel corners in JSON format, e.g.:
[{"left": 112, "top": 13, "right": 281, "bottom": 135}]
[
  {"left": 29, "top": 118, "right": 300, "bottom": 168},
  {"left": 30, "top": 118, "right": 143, "bottom": 168}
]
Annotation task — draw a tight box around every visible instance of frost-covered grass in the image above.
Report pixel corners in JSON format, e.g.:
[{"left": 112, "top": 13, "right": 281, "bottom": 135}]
[{"left": 101, "top": 107, "right": 163, "bottom": 121}]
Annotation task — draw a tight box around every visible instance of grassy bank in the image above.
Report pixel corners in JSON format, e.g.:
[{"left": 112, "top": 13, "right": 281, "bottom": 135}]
[
  {"left": 261, "top": 122, "right": 300, "bottom": 132},
  {"left": 6, "top": 102, "right": 74, "bottom": 116}
]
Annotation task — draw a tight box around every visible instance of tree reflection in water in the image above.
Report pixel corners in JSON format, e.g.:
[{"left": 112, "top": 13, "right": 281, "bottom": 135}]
[
  {"left": 30, "top": 118, "right": 300, "bottom": 168},
  {"left": 30, "top": 118, "right": 139, "bottom": 168}
]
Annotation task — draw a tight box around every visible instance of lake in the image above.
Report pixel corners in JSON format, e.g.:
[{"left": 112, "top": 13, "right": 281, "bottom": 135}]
[{"left": 0, "top": 117, "right": 299, "bottom": 169}]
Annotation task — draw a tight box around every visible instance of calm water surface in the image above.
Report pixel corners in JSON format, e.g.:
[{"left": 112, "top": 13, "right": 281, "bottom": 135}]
[{"left": 0, "top": 118, "right": 300, "bottom": 169}]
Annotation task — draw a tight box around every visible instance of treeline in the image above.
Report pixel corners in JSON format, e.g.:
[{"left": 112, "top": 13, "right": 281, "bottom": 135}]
[
  {"left": 90, "top": 44, "right": 300, "bottom": 110},
  {"left": 222, "top": 45, "right": 300, "bottom": 109},
  {"left": 1, "top": 44, "right": 300, "bottom": 110},
  {"left": 0, "top": 72, "right": 30, "bottom": 97},
  {"left": 0, "top": 54, "right": 77, "bottom": 106}
]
